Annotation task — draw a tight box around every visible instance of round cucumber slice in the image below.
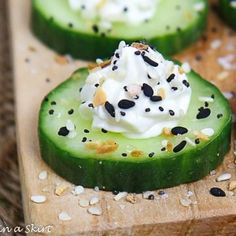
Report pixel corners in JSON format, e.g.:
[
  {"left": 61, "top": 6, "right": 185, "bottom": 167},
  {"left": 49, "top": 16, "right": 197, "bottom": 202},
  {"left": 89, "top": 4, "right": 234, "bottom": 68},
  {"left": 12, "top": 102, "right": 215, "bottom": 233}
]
[
  {"left": 38, "top": 68, "right": 231, "bottom": 193},
  {"left": 31, "top": 0, "right": 208, "bottom": 60},
  {"left": 219, "top": 0, "right": 236, "bottom": 30}
]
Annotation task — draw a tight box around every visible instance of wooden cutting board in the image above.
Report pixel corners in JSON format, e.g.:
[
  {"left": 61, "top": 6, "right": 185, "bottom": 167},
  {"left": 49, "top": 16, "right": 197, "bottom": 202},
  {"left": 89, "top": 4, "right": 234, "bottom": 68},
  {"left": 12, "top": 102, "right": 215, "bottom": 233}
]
[{"left": 8, "top": 0, "right": 236, "bottom": 235}]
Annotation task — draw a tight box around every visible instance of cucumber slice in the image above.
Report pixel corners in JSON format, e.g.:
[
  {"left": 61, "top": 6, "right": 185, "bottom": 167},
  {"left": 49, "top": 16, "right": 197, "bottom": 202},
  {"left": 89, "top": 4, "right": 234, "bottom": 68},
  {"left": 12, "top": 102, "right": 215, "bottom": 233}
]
[
  {"left": 219, "top": 0, "right": 236, "bottom": 30},
  {"left": 31, "top": 0, "right": 208, "bottom": 60},
  {"left": 39, "top": 68, "right": 231, "bottom": 193}
]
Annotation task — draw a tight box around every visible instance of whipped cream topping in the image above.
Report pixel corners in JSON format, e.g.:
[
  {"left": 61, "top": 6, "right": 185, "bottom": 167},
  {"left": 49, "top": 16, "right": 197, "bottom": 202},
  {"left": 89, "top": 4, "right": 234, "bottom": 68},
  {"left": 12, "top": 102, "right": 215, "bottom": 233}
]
[
  {"left": 68, "top": 0, "right": 158, "bottom": 26},
  {"left": 79, "top": 42, "right": 192, "bottom": 139}
]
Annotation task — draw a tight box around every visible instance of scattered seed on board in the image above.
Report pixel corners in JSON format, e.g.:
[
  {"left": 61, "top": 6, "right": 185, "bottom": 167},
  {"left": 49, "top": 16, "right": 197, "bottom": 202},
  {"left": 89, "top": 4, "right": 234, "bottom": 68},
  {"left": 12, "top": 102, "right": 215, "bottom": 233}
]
[
  {"left": 228, "top": 181, "right": 236, "bottom": 191},
  {"left": 87, "top": 207, "right": 102, "bottom": 216},
  {"left": 210, "top": 187, "right": 226, "bottom": 197},
  {"left": 31, "top": 195, "right": 46, "bottom": 204},
  {"left": 55, "top": 184, "right": 69, "bottom": 196},
  {"left": 72, "top": 185, "right": 84, "bottom": 195},
  {"left": 58, "top": 211, "right": 72, "bottom": 221},
  {"left": 180, "top": 198, "right": 192, "bottom": 207},
  {"left": 142, "top": 191, "right": 155, "bottom": 199},
  {"left": 79, "top": 199, "right": 89, "bottom": 208},
  {"left": 216, "top": 173, "right": 231, "bottom": 182},
  {"left": 89, "top": 196, "right": 100, "bottom": 205},
  {"left": 114, "top": 192, "right": 128, "bottom": 201},
  {"left": 38, "top": 170, "right": 48, "bottom": 180}
]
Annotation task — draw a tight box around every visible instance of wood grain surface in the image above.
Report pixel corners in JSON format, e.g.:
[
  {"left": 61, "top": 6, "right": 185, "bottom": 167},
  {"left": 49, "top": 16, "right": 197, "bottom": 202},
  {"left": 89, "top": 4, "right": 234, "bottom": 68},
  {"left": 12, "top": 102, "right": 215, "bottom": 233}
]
[{"left": 8, "top": 0, "right": 236, "bottom": 235}]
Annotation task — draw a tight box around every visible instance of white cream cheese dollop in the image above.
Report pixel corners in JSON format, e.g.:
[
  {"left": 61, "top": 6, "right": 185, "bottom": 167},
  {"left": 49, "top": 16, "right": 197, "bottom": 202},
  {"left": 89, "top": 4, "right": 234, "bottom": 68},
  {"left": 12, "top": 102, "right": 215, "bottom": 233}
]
[
  {"left": 79, "top": 42, "right": 192, "bottom": 139},
  {"left": 68, "top": 0, "right": 158, "bottom": 26}
]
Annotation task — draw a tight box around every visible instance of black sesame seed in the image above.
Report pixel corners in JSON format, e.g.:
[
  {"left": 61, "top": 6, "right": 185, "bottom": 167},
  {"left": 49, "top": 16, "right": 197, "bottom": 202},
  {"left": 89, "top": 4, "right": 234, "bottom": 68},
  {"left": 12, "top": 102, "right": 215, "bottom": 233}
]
[
  {"left": 44, "top": 97, "right": 49, "bottom": 102},
  {"left": 134, "top": 51, "right": 141, "bottom": 55},
  {"left": 122, "top": 153, "right": 127, "bottom": 157},
  {"left": 123, "top": 86, "right": 128, "bottom": 92},
  {"left": 159, "top": 106, "right": 164, "bottom": 112},
  {"left": 113, "top": 60, "right": 117, "bottom": 65},
  {"left": 196, "top": 107, "right": 211, "bottom": 119},
  {"left": 49, "top": 109, "right": 54, "bottom": 115},
  {"left": 142, "top": 83, "right": 154, "bottom": 97},
  {"left": 68, "top": 109, "right": 74, "bottom": 115},
  {"left": 123, "top": 6, "right": 128, "bottom": 12},
  {"left": 58, "top": 127, "right": 69, "bottom": 136},
  {"left": 145, "top": 108, "right": 151, "bottom": 112},
  {"left": 112, "top": 65, "right": 118, "bottom": 71},
  {"left": 171, "top": 87, "right": 178, "bottom": 91},
  {"left": 171, "top": 126, "right": 188, "bottom": 135},
  {"left": 169, "top": 110, "right": 175, "bottom": 116},
  {"left": 141, "top": 55, "right": 158, "bottom": 67},
  {"left": 101, "top": 128, "right": 108, "bottom": 133},
  {"left": 51, "top": 101, "right": 56, "bottom": 105},
  {"left": 205, "top": 102, "right": 209, "bottom": 107},
  {"left": 167, "top": 74, "right": 175, "bottom": 83},
  {"left": 161, "top": 147, "right": 166, "bottom": 151},
  {"left": 82, "top": 137, "right": 87, "bottom": 142},
  {"left": 195, "top": 138, "right": 200, "bottom": 144},
  {"left": 115, "top": 52, "right": 120, "bottom": 58},
  {"left": 92, "top": 24, "right": 99, "bottom": 33},
  {"left": 118, "top": 99, "right": 135, "bottom": 109},
  {"left": 149, "top": 152, "right": 155, "bottom": 157},
  {"left": 95, "top": 83, "right": 99, "bottom": 87},
  {"left": 217, "top": 113, "right": 223, "bottom": 119},
  {"left": 158, "top": 190, "right": 165, "bottom": 195},
  {"left": 148, "top": 194, "right": 155, "bottom": 200},
  {"left": 79, "top": 87, "right": 83, "bottom": 92},
  {"left": 210, "top": 187, "right": 226, "bottom": 197},
  {"left": 84, "top": 129, "right": 89, "bottom": 133},
  {"left": 88, "top": 103, "right": 94, "bottom": 108},
  {"left": 105, "top": 101, "right": 115, "bottom": 117},
  {"left": 46, "top": 78, "right": 50, "bottom": 83},
  {"left": 81, "top": 4, "right": 86, "bottom": 10},
  {"left": 25, "top": 58, "right": 30, "bottom": 63},
  {"left": 195, "top": 54, "right": 202, "bottom": 61},
  {"left": 150, "top": 96, "right": 162, "bottom": 102},
  {"left": 182, "top": 80, "right": 190, "bottom": 87},
  {"left": 173, "top": 140, "right": 187, "bottom": 153},
  {"left": 120, "top": 111, "right": 126, "bottom": 116},
  {"left": 177, "top": 27, "right": 182, "bottom": 32},
  {"left": 211, "top": 94, "right": 215, "bottom": 99},
  {"left": 68, "top": 22, "right": 73, "bottom": 28}
]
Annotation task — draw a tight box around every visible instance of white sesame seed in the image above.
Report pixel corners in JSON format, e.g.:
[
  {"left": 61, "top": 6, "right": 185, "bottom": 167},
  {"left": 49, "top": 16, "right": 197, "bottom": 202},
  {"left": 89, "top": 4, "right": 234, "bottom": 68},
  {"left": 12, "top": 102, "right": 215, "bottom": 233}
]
[
  {"left": 186, "top": 191, "right": 193, "bottom": 197},
  {"left": 185, "top": 137, "right": 196, "bottom": 147},
  {"left": 72, "top": 185, "right": 84, "bottom": 195},
  {"left": 118, "top": 41, "right": 126, "bottom": 50},
  {"left": 198, "top": 96, "right": 214, "bottom": 103},
  {"left": 66, "top": 119, "right": 75, "bottom": 131},
  {"left": 181, "top": 62, "right": 191, "bottom": 73},
  {"left": 210, "top": 170, "right": 216, "bottom": 176},
  {"left": 31, "top": 195, "right": 46, "bottom": 204},
  {"left": 161, "top": 139, "right": 168, "bottom": 147},
  {"left": 94, "top": 186, "right": 100, "bottom": 192},
  {"left": 201, "top": 128, "right": 214, "bottom": 137},
  {"left": 58, "top": 211, "right": 72, "bottom": 221},
  {"left": 38, "top": 170, "right": 48, "bottom": 180},
  {"left": 223, "top": 91, "right": 235, "bottom": 100},
  {"left": 96, "top": 58, "right": 103, "bottom": 64},
  {"left": 216, "top": 173, "right": 231, "bottom": 182},
  {"left": 193, "top": 2, "right": 205, "bottom": 11},
  {"left": 230, "top": 1, "right": 236, "bottom": 8},
  {"left": 211, "top": 39, "right": 222, "bottom": 49},
  {"left": 180, "top": 198, "right": 192, "bottom": 207},
  {"left": 89, "top": 196, "right": 99, "bottom": 205},
  {"left": 114, "top": 192, "right": 128, "bottom": 201},
  {"left": 217, "top": 71, "right": 229, "bottom": 81},
  {"left": 79, "top": 199, "right": 89, "bottom": 208},
  {"left": 87, "top": 207, "right": 102, "bottom": 216}
]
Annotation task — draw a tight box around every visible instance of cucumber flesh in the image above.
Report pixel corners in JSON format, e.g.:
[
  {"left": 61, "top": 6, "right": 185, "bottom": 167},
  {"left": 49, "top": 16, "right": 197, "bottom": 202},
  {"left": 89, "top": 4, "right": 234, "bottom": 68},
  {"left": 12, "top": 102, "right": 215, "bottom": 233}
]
[
  {"left": 31, "top": 0, "right": 208, "bottom": 59},
  {"left": 38, "top": 68, "right": 231, "bottom": 193},
  {"left": 219, "top": 0, "right": 236, "bottom": 30}
]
